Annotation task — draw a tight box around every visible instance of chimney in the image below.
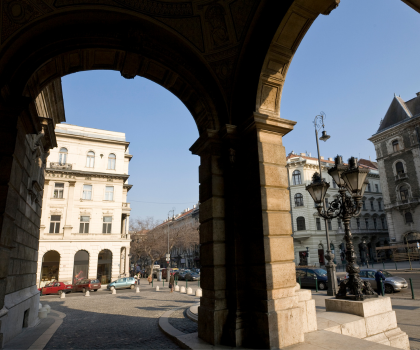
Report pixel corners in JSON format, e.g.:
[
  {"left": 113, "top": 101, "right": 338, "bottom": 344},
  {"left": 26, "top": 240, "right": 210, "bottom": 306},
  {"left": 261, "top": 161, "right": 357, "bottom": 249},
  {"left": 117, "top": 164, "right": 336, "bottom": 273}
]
[
  {"left": 300, "top": 153, "right": 306, "bottom": 156},
  {"left": 328, "top": 157, "right": 333, "bottom": 161},
  {"left": 416, "top": 92, "right": 420, "bottom": 97},
  {"left": 320, "top": 156, "right": 324, "bottom": 160}
]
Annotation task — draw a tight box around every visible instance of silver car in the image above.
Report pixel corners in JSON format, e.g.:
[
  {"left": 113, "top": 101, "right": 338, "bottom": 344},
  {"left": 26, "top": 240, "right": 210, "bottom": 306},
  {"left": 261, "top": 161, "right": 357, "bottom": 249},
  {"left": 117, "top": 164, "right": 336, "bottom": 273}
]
[{"left": 358, "top": 269, "right": 408, "bottom": 293}]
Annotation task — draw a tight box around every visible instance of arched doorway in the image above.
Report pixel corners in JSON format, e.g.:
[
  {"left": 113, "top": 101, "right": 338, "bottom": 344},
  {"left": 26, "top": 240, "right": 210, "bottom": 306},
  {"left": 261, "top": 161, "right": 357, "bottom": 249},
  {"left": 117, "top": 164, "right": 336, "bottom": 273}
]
[
  {"left": 40, "top": 251, "right": 60, "bottom": 287},
  {"left": 97, "top": 250, "right": 112, "bottom": 284},
  {"left": 1, "top": 1, "right": 419, "bottom": 348},
  {"left": 73, "top": 250, "right": 89, "bottom": 284}
]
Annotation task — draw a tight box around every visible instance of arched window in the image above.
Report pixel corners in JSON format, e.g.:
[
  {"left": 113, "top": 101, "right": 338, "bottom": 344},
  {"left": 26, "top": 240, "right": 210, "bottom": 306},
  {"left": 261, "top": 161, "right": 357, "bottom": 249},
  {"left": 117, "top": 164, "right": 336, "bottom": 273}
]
[
  {"left": 392, "top": 140, "right": 399, "bottom": 152},
  {"left": 97, "top": 250, "right": 112, "bottom": 284},
  {"left": 40, "top": 251, "right": 60, "bottom": 286},
  {"left": 73, "top": 250, "right": 89, "bottom": 284},
  {"left": 292, "top": 170, "right": 302, "bottom": 185},
  {"left": 400, "top": 186, "right": 409, "bottom": 202},
  {"left": 59, "top": 148, "right": 68, "bottom": 165},
  {"left": 294, "top": 193, "right": 304, "bottom": 206},
  {"left": 296, "top": 217, "right": 306, "bottom": 231},
  {"left": 405, "top": 212, "right": 413, "bottom": 224},
  {"left": 395, "top": 162, "right": 404, "bottom": 175},
  {"left": 86, "top": 151, "right": 95, "bottom": 168},
  {"left": 108, "top": 153, "right": 116, "bottom": 170}
]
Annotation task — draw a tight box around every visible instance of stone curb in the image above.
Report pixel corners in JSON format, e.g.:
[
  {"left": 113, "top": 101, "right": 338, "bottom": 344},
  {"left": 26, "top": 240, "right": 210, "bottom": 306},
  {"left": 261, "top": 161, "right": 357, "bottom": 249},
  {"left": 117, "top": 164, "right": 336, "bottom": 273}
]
[
  {"left": 158, "top": 307, "right": 190, "bottom": 348},
  {"left": 28, "top": 310, "right": 66, "bottom": 350},
  {"left": 186, "top": 304, "right": 199, "bottom": 323}
]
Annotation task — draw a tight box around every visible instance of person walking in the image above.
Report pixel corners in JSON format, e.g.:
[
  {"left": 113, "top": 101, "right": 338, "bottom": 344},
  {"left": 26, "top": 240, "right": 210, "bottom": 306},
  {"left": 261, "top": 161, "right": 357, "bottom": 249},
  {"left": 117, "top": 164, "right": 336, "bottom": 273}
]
[
  {"left": 375, "top": 269, "right": 386, "bottom": 294},
  {"left": 169, "top": 273, "right": 175, "bottom": 293}
]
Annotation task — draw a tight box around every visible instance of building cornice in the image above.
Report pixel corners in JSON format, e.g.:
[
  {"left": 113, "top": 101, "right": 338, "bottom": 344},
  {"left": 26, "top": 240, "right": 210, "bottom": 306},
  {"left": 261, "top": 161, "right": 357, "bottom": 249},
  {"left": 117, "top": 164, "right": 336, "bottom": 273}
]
[
  {"left": 56, "top": 131, "right": 129, "bottom": 147},
  {"left": 46, "top": 168, "right": 129, "bottom": 181},
  {"left": 369, "top": 115, "right": 420, "bottom": 143}
]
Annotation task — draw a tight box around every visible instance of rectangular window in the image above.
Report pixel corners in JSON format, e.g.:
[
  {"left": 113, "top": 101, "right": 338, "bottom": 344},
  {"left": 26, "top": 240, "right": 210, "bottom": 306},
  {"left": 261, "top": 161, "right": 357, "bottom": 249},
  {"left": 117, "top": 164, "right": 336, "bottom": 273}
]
[
  {"left": 328, "top": 220, "right": 332, "bottom": 230},
  {"left": 381, "top": 217, "right": 386, "bottom": 229},
  {"left": 49, "top": 215, "right": 61, "bottom": 233},
  {"left": 316, "top": 218, "right": 321, "bottom": 230},
  {"left": 82, "top": 185, "right": 92, "bottom": 200},
  {"left": 375, "top": 184, "right": 379, "bottom": 192},
  {"left": 367, "top": 183, "right": 371, "bottom": 192},
  {"left": 370, "top": 201, "right": 374, "bottom": 210},
  {"left": 365, "top": 219, "right": 369, "bottom": 230},
  {"left": 105, "top": 186, "right": 114, "bottom": 201},
  {"left": 373, "top": 218, "right": 377, "bottom": 229},
  {"left": 357, "top": 218, "right": 360, "bottom": 229},
  {"left": 103, "top": 216, "right": 112, "bottom": 234},
  {"left": 378, "top": 201, "right": 382, "bottom": 210},
  {"left": 53, "top": 183, "right": 64, "bottom": 198},
  {"left": 79, "top": 216, "right": 90, "bottom": 233},
  {"left": 337, "top": 219, "right": 342, "bottom": 229},
  {"left": 362, "top": 201, "right": 366, "bottom": 210}
]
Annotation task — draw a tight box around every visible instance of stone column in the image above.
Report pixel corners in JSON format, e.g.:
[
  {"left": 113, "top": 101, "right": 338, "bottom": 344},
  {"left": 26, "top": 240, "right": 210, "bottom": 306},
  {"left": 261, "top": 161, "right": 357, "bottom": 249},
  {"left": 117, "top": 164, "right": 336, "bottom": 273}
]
[
  {"left": 190, "top": 130, "right": 229, "bottom": 346},
  {"left": 125, "top": 244, "right": 130, "bottom": 275},
  {"left": 63, "top": 181, "right": 76, "bottom": 237}
]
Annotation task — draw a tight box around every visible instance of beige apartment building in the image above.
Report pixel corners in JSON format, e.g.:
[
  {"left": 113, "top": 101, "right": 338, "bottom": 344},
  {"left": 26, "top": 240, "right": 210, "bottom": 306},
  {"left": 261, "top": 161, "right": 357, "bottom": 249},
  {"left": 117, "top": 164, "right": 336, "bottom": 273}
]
[{"left": 37, "top": 124, "right": 133, "bottom": 287}]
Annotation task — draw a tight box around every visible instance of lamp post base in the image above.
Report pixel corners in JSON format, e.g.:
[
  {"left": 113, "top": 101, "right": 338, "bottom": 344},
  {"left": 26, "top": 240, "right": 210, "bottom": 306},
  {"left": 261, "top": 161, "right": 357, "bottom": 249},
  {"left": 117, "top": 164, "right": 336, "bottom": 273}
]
[{"left": 325, "top": 262, "right": 338, "bottom": 297}]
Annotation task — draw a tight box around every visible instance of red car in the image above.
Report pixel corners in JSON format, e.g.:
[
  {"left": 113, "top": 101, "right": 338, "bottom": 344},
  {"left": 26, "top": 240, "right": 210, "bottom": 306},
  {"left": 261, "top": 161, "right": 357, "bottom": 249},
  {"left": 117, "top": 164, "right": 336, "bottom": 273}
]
[
  {"left": 39, "top": 281, "right": 73, "bottom": 295},
  {"left": 72, "top": 279, "right": 101, "bottom": 293}
]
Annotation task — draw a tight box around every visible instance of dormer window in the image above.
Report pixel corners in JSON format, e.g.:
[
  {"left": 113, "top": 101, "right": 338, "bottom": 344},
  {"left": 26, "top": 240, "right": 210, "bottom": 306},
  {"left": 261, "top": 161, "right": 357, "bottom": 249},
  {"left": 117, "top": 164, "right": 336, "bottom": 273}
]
[{"left": 392, "top": 140, "right": 399, "bottom": 152}]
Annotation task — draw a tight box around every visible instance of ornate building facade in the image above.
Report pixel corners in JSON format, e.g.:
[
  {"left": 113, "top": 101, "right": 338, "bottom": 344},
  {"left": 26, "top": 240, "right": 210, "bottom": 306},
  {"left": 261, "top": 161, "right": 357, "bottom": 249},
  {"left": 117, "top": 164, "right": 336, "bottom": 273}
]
[
  {"left": 287, "top": 152, "right": 389, "bottom": 266},
  {"left": 369, "top": 92, "right": 420, "bottom": 244},
  {"left": 37, "top": 124, "right": 133, "bottom": 287}
]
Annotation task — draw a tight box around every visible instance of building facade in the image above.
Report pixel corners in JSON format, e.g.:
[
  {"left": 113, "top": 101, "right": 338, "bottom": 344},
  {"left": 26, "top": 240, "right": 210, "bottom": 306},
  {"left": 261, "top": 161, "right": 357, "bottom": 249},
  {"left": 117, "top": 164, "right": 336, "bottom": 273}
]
[
  {"left": 37, "top": 124, "right": 133, "bottom": 287},
  {"left": 369, "top": 92, "right": 420, "bottom": 245},
  {"left": 287, "top": 152, "right": 389, "bottom": 266}
]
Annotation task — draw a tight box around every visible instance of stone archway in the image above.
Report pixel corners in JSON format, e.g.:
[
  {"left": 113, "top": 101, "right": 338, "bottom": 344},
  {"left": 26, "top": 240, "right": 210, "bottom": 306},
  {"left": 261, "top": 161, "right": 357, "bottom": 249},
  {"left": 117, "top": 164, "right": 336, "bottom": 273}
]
[
  {"left": 97, "top": 250, "right": 112, "bottom": 284},
  {"left": 1, "top": 0, "right": 419, "bottom": 348},
  {"left": 39, "top": 250, "right": 60, "bottom": 287}
]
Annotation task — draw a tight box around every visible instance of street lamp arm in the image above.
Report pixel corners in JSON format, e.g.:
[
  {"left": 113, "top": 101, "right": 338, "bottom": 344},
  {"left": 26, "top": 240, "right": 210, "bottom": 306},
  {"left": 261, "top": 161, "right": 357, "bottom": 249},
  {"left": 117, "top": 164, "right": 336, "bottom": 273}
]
[{"left": 317, "top": 197, "right": 342, "bottom": 220}]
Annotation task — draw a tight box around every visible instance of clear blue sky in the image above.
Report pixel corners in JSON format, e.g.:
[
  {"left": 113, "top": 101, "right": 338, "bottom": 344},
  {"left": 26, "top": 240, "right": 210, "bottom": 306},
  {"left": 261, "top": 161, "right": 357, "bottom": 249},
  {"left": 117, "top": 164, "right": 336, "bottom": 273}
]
[{"left": 62, "top": 0, "right": 420, "bottom": 222}]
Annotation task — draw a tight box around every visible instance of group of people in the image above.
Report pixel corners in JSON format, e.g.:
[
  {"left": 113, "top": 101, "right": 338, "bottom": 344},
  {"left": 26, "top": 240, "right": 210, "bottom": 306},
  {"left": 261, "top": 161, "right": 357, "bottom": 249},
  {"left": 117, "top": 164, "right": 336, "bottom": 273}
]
[{"left": 136, "top": 271, "right": 176, "bottom": 292}]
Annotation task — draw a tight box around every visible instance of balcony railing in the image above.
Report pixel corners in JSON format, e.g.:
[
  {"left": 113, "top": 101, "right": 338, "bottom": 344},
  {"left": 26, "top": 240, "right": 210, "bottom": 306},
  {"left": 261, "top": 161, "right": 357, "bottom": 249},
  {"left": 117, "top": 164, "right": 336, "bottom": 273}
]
[
  {"left": 49, "top": 162, "right": 72, "bottom": 170},
  {"left": 395, "top": 173, "right": 408, "bottom": 181}
]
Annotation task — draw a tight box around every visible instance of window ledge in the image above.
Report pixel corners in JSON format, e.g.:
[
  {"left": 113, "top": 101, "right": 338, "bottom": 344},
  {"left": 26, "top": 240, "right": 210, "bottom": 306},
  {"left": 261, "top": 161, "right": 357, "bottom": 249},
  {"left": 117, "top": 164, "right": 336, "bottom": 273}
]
[
  {"left": 51, "top": 197, "right": 65, "bottom": 200},
  {"left": 103, "top": 200, "right": 115, "bottom": 202},
  {"left": 80, "top": 199, "right": 92, "bottom": 201}
]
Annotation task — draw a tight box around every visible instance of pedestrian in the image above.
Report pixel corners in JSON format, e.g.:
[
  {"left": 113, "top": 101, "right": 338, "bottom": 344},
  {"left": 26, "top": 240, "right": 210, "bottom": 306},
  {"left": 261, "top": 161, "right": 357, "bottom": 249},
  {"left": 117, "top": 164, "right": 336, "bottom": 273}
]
[
  {"left": 169, "top": 273, "right": 175, "bottom": 293},
  {"left": 375, "top": 269, "right": 386, "bottom": 294},
  {"left": 147, "top": 274, "right": 152, "bottom": 285}
]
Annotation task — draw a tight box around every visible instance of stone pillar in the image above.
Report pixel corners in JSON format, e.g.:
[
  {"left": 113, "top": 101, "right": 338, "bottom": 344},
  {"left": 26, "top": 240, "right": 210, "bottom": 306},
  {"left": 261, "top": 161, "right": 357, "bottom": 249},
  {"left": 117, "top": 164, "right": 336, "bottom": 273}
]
[
  {"left": 125, "top": 244, "right": 130, "bottom": 275},
  {"left": 190, "top": 130, "right": 229, "bottom": 346},
  {"left": 191, "top": 115, "right": 304, "bottom": 349},
  {"left": 63, "top": 181, "right": 76, "bottom": 236}
]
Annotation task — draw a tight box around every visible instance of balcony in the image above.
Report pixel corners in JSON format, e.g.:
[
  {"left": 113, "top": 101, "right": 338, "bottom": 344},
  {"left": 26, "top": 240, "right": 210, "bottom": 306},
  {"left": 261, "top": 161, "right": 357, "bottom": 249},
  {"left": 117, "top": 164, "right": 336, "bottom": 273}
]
[
  {"left": 49, "top": 162, "right": 72, "bottom": 170},
  {"left": 122, "top": 202, "right": 130, "bottom": 208},
  {"left": 395, "top": 173, "right": 408, "bottom": 181}
]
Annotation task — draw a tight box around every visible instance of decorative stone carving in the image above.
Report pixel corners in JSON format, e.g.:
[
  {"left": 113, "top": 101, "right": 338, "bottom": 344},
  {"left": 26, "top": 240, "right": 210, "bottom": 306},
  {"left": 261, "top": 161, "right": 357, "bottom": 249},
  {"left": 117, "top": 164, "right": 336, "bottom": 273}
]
[{"left": 205, "top": 4, "right": 229, "bottom": 48}]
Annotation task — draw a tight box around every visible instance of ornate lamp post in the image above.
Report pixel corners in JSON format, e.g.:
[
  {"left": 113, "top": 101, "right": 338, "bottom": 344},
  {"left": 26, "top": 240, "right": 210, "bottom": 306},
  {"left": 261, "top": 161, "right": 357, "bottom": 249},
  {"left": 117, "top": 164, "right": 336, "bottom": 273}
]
[
  {"left": 312, "top": 113, "right": 338, "bottom": 296},
  {"left": 306, "top": 156, "right": 377, "bottom": 300}
]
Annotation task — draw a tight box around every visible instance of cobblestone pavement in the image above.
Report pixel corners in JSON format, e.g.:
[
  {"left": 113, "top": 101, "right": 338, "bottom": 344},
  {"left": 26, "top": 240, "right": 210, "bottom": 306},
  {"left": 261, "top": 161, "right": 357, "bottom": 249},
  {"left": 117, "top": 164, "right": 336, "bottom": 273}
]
[
  {"left": 168, "top": 309, "right": 198, "bottom": 334},
  {"left": 40, "top": 281, "right": 200, "bottom": 349}
]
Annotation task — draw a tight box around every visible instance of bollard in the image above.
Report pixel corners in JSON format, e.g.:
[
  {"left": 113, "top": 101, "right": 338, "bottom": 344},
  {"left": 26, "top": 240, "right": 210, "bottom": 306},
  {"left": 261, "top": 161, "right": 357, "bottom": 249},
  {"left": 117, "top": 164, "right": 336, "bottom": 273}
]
[
  {"left": 299, "top": 277, "right": 301, "bottom": 288},
  {"left": 379, "top": 280, "right": 384, "bottom": 296},
  {"left": 44, "top": 304, "right": 51, "bottom": 313},
  {"left": 187, "top": 287, "right": 193, "bottom": 295},
  {"left": 175, "top": 285, "right": 180, "bottom": 292},
  {"left": 135, "top": 286, "right": 140, "bottom": 293},
  {"left": 38, "top": 307, "right": 48, "bottom": 319},
  {"left": 156, "top": 286, "right": 160, "bottom": 291},
  {"left": 112, "top": 288, "right": 116, "bottom": 295},
  {"left": 176, "top": 276, "right": 178, "bottom": 286},
  {"left": 180, "top": 286, "right": 186, "bottom": 293},
  {"left": 85, "top": 290, "right": 90, "bottom": 297},
  {"left": 410, "top": 278, "right": 415, "bottom": 299},
  {"left": 60, "top": 292, "right": 65, "bottom": 299},
  {"left": 186, "top": 279, "right": 188, "bottom": 289},
  {"left": 195, "top": 288, "right": 202, "bottom": 297},
  {"left": 315, "top": 277, "right": 318, "bottom": 292}
]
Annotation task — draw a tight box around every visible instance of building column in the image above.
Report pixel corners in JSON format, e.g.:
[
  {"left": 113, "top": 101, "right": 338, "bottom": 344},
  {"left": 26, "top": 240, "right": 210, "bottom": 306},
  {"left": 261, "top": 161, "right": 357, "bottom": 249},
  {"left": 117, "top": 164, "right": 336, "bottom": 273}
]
[
  {"left": 125, "top": 245, "right": 130, "bottom": 275},
  {"left": 63, "top": 181, "right": 76, "bottom": 237},
  {"left": 40, "top": 180, "right": 51, "bottom": 234}
]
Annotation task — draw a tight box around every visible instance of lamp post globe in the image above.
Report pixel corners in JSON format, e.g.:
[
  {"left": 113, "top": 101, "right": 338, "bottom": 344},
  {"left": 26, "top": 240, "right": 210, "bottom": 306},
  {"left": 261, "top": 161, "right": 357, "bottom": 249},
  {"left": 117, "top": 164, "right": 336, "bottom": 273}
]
[
  {"left": 305, "top": 172, "right": 330, "bottom": 205},
  {"left": 340, "top": 157, "right": 370, "bottom": 197}
]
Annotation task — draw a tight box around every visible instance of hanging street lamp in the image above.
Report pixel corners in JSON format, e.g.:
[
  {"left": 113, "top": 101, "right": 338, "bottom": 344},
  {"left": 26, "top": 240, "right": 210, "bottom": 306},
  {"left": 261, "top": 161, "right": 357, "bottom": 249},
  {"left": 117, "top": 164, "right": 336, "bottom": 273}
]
[{"left": 306, "top": 155, "right": 377, "bottom": 300}]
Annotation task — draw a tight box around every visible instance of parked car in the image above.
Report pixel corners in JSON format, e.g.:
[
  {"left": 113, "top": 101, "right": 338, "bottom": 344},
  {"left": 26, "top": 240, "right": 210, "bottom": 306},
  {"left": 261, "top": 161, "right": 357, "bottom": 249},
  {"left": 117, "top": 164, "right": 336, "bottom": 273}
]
[
  {"left": 73, "top": 279, "right": 101, "bottom": 293},
  {"left": 356, "top": 269, "right": 408, "bottom": 293},
  {"left": 107, "top": 277, "right": 136, "bottom": 290},
  {"left": 176, "top": 270, "right": 190, "bottom": 280},
  {"left": 39, "top": 281, "right": 73, "bottom": 295},
  {"left": 296, "top": 268, "right": 330, "bottom": 290},
  {"left": 184, "top": 272, "right": 200, "bottom": 281}
]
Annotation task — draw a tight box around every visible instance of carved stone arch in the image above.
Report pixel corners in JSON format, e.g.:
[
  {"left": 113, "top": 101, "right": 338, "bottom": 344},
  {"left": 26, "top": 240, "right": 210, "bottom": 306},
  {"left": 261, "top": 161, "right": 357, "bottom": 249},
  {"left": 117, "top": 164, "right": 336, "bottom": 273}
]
[{"left": 392, "top": 158, "right": 408, "bottom": 176}]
